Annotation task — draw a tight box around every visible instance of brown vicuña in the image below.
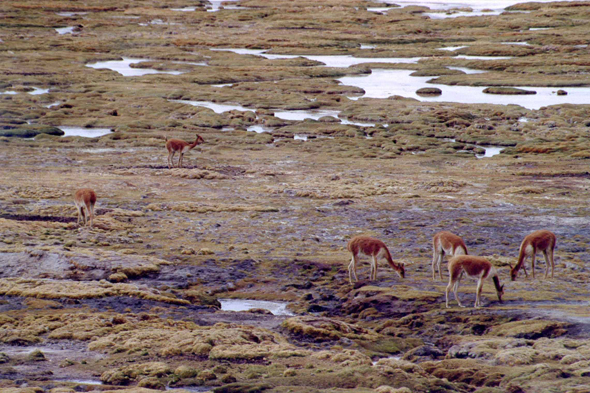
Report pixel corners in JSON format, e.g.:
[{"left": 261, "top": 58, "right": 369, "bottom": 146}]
[
  {"left": 347, "top": 236, "right": 405, "bottom": 284},
  {"left": 510, "top": 230, "right": 556, "bottom": 281},
  {"left": 446, "top": 255, "right": 504, "bottom": 308},
  {"left": 432, "top": 231, "right": 468, "bottom": 281},
  {"left": 74, "top": 188, "right": 97, "bottom": 228},
  {"left": 165, "top": 134, "right": 204, "bottom": 169}
]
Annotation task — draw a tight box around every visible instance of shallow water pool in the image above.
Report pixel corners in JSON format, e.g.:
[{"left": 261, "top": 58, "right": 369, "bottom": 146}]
[{"left": 219, "top": 299, "right": 293, "bottom": 316}]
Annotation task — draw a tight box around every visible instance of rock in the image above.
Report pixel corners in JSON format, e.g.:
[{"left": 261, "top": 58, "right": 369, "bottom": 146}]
[
  {"left": 198, "top": 248, "right": 215, "bottom": 255},
  {"left": 482, "top": 87, "right": 536, "bottom": 95},
  {"left": 175, "top": 365, "right": 198, "bottom": 379},
  {"left": 488, "top": 320, "right": 570, "bottom": 339},
  {"left": 0, "top": 126, "right": 64, "bottom": 138},
  {"left": 375, "top": 387, "right": 412, "bottom": 393},
  {"left": 138, "top": 377, "right": 165, "bottom": 390},
  {"left": 108, "top": 272, "right": 128, "bottom": 283},
  {"left": 402, "top": 345, "right": 444, "bottom": 362},
  {"left": 198, "top": 369, "right": 217, "bottom": 380},
  {"left": 192, "top": 343, "right": 213, "bottom": 355},
  {"left": 212, "top": 383, "right": 271, "bottom": 393},
  {"left": 0, "top": 353, "right": 9, "bottom": 363},
  {"left": 247, "top": 308, "right": 273, "bottom": 315},
  {"left": 493, "top": 347, "right": 537, "bottom": 366},
  {"left": 221, "top": 374, "right": 237, "bottom": 383},
  {"left": 318, "top": 116, "right": 339, "bottom": 123},
  {"left": 27, "top": 349, "right": 46, "bottom": 362},
  {"left": 416, "top": 87, "right": 442, "bottom": 96},
  {"left": 557, "top": 89, "right": 568, "bottom": 95}
]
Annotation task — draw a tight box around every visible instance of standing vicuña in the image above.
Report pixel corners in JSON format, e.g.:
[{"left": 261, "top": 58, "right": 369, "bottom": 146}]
[
  {"left": 74, "top": 188, "right": 97, "bottom": 228},
  {"left": 347, "top": 236, "right": 405, "bottom": 284},
  {"left": 432, "top": 231, "right": 468, "bottom": 281},
  {"left": 446, "top": 255, "right": 504, "bottom": 308},
  {"left": 165, "top": 134, "right": 204, "bottom": 169},
  {"left": 510, "top": 230, "right": 556, "bottom": 281}
]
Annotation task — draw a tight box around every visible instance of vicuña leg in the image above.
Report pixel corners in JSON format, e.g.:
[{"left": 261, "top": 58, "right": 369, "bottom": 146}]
[
  {"left": 475, "top": 275, "right": 484, "bottom": 307},
  {"left": 454, "top": 272, "right": 465, "bottom": 308},
  {"left": 348, "top": 255, "right": 359, "bottom": 284},
  {"left": 432, "top": 249, "right": 442, "bottom": 280},
  {"left": 179, "top": 152, "right": 185, "bottom": 168},
  {"left": 371, "top": 255, "right": 378, "bottom": 280},
  {"left": 438, "top": 252, "right": 444, "bottom": 280},
  {"left": 543, "top": 250, "right": 554, "bottom": 278},
  {"left": 88, "top": 202, "right": 95, "bottom": 228},
  {"left": 445, "top": 280, "right": 452, "bottom": 308},
  {"left": 168, "top": 151, "right": 175, "bottom": 169},
  {"left": 531, "top": 251, "right": 537, "bottom": 279}
]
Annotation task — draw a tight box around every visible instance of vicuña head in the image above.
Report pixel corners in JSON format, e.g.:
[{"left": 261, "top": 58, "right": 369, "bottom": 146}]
[
  {"left": 165, "top": 134, "right": 205, "bottom": 169},
  {"left": 347, "top": 235, "right": 405, "bottom": 284},
  {"left": 510, "top": 229, "right": 556, "bottom": 281}
]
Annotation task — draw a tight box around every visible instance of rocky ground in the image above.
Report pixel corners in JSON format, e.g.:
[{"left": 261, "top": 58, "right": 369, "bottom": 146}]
[{"left": 2, "top": 1, "right": 590, "bottom": 392}]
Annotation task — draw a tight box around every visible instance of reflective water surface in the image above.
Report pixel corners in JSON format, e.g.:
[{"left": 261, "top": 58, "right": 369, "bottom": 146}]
[{"left": 219, "top": 299, "right": 293, "bottom": 316}]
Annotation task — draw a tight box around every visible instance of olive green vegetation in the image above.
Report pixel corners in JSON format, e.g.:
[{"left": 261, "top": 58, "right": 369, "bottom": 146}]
[{"left": 2, "top": 0, "right": 590, "bottom": 392}]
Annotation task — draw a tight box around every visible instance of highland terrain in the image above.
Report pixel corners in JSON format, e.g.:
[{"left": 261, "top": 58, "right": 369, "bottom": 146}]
[{"left": 2, "top": 1, "right": 590, "bottom": 393}]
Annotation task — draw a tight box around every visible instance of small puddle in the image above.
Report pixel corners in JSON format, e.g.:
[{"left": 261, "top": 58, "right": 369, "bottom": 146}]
[
  {"left": 247, "top": 125, "right": 273, "bottom": 133},
  {"left": 1, "top": 87, "right": 49, "bottom": 95},
  {"left": 56, "top": 12, "right": 88, "bottom": 16},
  {"left": 59, "top": 126, "right": 113, "bottom": 138},
  {"left": 60, "top": 379, "right": 103, "bottom": 386},
  {"left": 274, "top": 109, "right": 339, "bottom": 121},
  {"left": 171, "top": 100, "right": 253, "bottom": 113},
  {"left": 55, "top": 26, "right": 75, "bottom": 35},
  {"left": 502, "top": 42, "right": 530, "bottom": 46},
  {"left": 171, "top": 6, "right": 198, "bottom": 11},
  {"left": 372, "top": 355, "right": 401, "bottom": 365},
  {"left": 29, "top": 87, "right": 49, "bottom": 95},
  {"left": 367, "top": 7, "right": 393, "bottom": 13},
  {"left": 208, "top": 0, "right": 243, "bottom": 12},
  {"left": 274, "top": 109, "right": 376, "bottom": 126},
  {"left": 86, "top": 58, "right": 184, "bottom": 77},
  {"left": 79, "top": 148, "right": 126, "bottom": 153},
  {"left": 454, "top": 55, "right": 513, "bottom": 60},
  {"left": 438, "top": 46, "right": 468, "bottom": 51},
  {"left": 476, "top": 146, "right": 504, "bottom": 159},
  {"left": 219, "top": 299, "right": 294, "bottom": 316},
  {"left": 447, "top": 66, "right": 487, "bottom": 74}
]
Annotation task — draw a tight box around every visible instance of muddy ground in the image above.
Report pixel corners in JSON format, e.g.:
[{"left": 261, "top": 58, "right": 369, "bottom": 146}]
[{"left": 3, "top": 1, "right": 590, "bottom": 393}]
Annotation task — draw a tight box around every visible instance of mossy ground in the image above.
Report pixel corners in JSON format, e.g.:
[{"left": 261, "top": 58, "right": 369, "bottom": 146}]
[{"left": 2, "top": 0, "right": 590, "bottom": 392}]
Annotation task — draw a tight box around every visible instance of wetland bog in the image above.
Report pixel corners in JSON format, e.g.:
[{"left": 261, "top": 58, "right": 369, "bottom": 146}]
[{"left": 3, "top": 0, "right": 590, "bottom": 392}]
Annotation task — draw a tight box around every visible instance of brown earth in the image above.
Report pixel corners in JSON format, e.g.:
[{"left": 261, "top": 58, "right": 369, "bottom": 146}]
[{"left": 2, "top": 1, "right": 590, "bottom": 393}]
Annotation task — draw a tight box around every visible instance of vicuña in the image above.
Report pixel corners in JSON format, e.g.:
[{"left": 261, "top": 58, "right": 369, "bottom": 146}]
[
  {"left": 347, "top": 236, "right": 405, "bottom": 284},
  {"left": 432, "top": 231, "right": 468, "bottom": 281},
  {"left": 446, "top": 255, "right": 504, "bottom": 308},
  {"left": 74, "top": 188, "right": 97, "bottom": 228},
  {"left": 165, "top": 134, "right": 204, "bottom": 169},
  {"left": 510, "top": 230, "right": 556, "bottom": 281}
]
